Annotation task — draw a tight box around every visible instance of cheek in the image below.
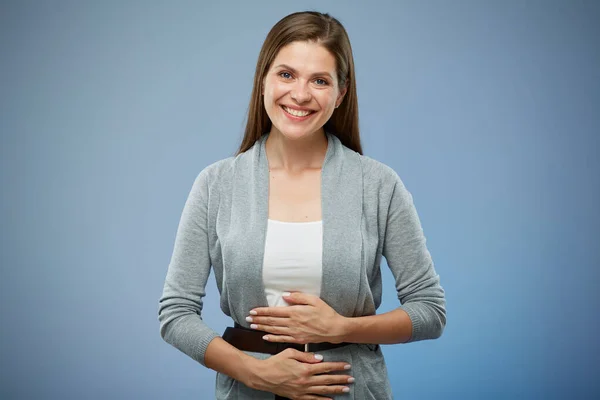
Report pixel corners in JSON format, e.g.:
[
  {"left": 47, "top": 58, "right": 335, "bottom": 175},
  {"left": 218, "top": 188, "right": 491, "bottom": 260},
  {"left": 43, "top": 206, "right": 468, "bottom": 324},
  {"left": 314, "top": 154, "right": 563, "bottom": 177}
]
[
  {"left": 262, "top": 91, "right": 276, "bottom": 112},
  {"left": 264, "top": 81, "right": 286, "bottom": 103},
  {"left": 316, "top": 92, "right": 337, "bottom": 110},
  {"left": 263, "top": 86, "right": 284, "bottom": 119}
]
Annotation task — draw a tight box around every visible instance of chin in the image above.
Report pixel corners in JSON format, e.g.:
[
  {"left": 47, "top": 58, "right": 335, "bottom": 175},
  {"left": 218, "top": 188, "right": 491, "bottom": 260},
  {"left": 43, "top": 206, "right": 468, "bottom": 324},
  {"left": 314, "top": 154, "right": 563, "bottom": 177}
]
[
  {"left": 275, "top": 117, "right": 326, "bottom": 137},
  {"left": 276, "top": 126, "right": 322, "bottom": 141}
]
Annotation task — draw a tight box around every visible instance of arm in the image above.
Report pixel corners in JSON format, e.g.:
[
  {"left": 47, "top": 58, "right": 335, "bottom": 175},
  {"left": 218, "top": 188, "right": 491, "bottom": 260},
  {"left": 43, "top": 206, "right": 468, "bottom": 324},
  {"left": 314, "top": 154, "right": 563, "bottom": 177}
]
[
  {"left": 204, "top": 337, "right": 263, "bottom": 385},
  {"left": 337, "top": 308, "right": 413, "bottom": 344},
  {"left": 378, "top": 172, "right": 446, "bottom": 342},
  {"left": 338, "top": 173, "right": 445, "bottom": 344},
  {"left": 158, "top": 169, "right": 220, "bottom": 366},
  {"left": 157, "top": 171, "right": 262, "bottom": 381}
]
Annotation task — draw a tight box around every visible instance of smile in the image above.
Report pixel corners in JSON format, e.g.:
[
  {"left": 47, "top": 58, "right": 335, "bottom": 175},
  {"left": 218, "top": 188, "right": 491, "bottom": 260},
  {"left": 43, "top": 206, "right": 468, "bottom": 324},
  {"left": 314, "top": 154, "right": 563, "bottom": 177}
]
[{"left": 281, "top": 105, "right": 315, "bottom": 118}]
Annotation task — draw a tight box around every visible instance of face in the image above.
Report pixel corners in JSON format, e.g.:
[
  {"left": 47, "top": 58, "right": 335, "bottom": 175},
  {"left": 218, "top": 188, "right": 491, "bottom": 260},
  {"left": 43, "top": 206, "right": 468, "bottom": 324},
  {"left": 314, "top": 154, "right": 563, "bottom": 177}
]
[{"left": 262, "top": 40, "right": 346, "bottom": 141}]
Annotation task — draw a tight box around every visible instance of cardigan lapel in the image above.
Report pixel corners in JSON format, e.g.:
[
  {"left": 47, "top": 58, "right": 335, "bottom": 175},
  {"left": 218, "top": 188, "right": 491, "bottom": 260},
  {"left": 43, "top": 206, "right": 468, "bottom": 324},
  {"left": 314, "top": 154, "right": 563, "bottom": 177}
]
[
  {"left": 319, "top": 133, "right": 364, "bottom": 317},
  {"left": 221, "top": 135, "right": 270, "bottom": 322}
]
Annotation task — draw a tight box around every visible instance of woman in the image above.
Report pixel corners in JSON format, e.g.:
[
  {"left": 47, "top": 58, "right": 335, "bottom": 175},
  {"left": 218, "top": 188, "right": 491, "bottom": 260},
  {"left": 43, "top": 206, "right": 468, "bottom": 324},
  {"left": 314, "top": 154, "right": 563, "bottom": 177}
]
[{"left": 158, "top": 11, "right": 446, "bottom": 400}]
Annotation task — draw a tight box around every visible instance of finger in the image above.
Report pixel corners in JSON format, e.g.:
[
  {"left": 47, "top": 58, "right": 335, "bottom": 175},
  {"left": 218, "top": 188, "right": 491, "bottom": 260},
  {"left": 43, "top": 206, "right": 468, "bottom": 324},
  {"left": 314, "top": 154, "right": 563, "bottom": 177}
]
[
  {"left": 262, "top": 334, "right": 302, "bottom": 343},
  {"left": 280, "top": 348, "right": 324, "bottom": 363},
  {"left": 308, "top": 385, "right": 351, "bottom": 395},
  {"left": 246, "top": 316, "right": 289, "bottom": 326},
  {"left": 309, "top": 374, "right": 354, "bottom": 386},
  {"left": 309, "top": 362, "right": 352, "bottom": 375},
  {"left": 249, "top": 307, "right": 291, "bottom": 317},
  {"left": 283, "top": 291, "right": 319, "bottom": 306},
  {"left": 250, "top": 324, "right": 290, "bottom": 335}
]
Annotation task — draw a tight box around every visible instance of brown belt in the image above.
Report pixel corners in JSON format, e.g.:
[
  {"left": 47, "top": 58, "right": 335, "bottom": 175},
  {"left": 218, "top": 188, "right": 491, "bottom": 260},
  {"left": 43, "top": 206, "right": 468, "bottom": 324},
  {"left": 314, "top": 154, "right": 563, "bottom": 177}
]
[{"left": 223, "top": 322, "right": 352, "bottom": 355}]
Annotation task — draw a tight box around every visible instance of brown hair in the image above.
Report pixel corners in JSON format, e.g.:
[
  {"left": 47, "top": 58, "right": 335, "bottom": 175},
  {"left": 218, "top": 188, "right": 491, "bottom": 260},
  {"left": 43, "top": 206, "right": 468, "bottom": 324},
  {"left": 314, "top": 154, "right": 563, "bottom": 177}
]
[{"left": 236, "top": 11, "right": 362, "bottom": 155}]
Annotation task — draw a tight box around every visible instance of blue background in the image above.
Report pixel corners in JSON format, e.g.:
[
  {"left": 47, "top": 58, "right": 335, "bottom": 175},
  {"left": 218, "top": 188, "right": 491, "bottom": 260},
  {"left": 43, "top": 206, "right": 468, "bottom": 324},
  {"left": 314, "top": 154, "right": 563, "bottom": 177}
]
[{"left": 1, "top": 0, "right": 599, "bottom": 399}]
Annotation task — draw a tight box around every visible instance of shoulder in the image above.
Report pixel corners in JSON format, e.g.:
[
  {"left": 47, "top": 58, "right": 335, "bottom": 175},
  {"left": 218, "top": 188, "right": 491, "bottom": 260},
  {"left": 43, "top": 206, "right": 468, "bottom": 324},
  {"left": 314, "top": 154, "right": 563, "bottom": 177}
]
[
  {"left": 332, "top": 137, "right": 400, "bottom": 186},
  {"left": 190, "top": 156, "right": 236, "bottom": 198},
  {"left": 197, "top": 156, "right": 236, "bottom": 181},
  {"left": 355, "top": 154, "right": 415, "bottom": 212},
  {"left": 192, "top": 144, "right": 260, "bottom": 190},
  {"left": 358, "top": 154, "right": 406, "bottom": 193},
  {"left": 333, "top": 137, "right": 408, "bottom": 204},
  {"left": 198, "top": 137, "right": 263, "bottom": 182},
  {"left": 359, "top": 155, "right": 401, "bottom": 184}
]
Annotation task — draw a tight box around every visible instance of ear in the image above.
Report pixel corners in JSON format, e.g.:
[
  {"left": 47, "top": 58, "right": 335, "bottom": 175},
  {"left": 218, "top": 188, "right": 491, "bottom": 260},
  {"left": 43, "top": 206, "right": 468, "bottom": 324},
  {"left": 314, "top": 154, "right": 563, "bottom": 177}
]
[{"left": 335, "top": 86, "right": 347, "bottom": 108}]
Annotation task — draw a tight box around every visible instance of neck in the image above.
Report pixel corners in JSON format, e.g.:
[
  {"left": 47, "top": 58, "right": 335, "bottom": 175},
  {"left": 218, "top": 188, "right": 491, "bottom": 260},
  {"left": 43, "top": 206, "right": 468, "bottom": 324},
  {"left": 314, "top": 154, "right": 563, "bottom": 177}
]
[{"left": 265, "top": 128, "right": 328, "bottom": 172}]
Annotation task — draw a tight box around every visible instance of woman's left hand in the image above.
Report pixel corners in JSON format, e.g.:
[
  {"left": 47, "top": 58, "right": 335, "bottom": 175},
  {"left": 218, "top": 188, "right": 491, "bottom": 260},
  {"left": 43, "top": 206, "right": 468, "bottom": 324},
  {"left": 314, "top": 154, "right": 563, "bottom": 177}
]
[{"left": 247, "top": 292, "right": 348, "bottom": 344}]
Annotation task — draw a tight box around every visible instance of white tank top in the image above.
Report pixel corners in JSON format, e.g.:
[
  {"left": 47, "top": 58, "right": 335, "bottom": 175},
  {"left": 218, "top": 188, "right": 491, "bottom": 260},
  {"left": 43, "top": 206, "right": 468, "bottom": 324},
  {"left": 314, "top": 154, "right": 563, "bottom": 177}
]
[{"left": 262, "top": 219, "right": 323, "bottom": 307}]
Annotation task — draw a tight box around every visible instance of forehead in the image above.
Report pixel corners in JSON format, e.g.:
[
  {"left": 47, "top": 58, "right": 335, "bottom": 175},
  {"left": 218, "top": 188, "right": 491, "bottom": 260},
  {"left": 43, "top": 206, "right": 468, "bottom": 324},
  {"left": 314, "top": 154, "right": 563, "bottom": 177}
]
[{"left": 271, "top": 41, "right": 336, "bottom": 74}]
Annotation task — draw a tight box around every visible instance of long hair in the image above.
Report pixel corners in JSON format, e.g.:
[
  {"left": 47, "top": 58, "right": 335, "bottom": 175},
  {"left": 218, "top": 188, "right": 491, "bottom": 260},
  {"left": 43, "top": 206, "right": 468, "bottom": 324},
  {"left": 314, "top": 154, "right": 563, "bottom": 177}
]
[{"left": 236, "top": 11, "right": 362, "bottom": 155}]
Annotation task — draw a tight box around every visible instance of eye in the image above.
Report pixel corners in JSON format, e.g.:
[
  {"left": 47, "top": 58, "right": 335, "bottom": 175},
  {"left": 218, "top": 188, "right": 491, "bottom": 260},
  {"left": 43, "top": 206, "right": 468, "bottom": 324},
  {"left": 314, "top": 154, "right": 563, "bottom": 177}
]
[
  {"left": 314, "top": 78, "right": 329, "bottom": 86},
  {"left": 279, "top": 71, "right": 292, "bottom": 79}
]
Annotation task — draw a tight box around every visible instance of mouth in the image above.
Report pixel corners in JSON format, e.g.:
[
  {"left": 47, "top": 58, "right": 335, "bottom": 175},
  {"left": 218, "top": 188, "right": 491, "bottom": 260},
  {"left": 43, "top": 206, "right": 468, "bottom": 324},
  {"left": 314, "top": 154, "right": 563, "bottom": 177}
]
[{"left": 281, "top": 105, "right": 316, "bottom": 119}]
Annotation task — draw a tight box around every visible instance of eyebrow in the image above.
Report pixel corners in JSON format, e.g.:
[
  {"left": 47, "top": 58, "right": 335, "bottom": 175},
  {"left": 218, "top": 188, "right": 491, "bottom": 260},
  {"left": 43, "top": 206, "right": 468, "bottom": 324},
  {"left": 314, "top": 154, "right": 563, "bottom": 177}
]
[{"left": 273, "top": 64, "right": 334, "bottom": 79}]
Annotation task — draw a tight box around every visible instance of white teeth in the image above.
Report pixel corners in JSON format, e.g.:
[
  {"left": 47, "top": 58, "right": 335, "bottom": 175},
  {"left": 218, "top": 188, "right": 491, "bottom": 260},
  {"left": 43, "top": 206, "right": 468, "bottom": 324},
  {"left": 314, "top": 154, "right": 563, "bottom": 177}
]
[{"left": 283, "top": 106, "right": 312, "bottom": 117}]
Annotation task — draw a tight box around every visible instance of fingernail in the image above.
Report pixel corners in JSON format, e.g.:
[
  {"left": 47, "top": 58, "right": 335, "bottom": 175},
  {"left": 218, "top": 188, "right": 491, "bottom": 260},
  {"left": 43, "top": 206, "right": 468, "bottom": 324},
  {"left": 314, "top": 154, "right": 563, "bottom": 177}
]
[
  {"left": 342, "top": 387, "right": 350, "bottom": 393},
  {"left": 250, "top": 324, "right": 258, "bottom": 329},
  {"left": 348, "top": 377, "right": 355, "bottom": 383},
  {"left": 262, "top": 335, "right": 269, "bottom": 341},
  {"left": 314, "top": 354, "right": 323, "bottom": 360},
  {"left": 249, "top": 310, "right": 257, "bottom": 315},
  {"left": 344, "top": 364, "right": 352, "bottom": 370},
  {"left": 245, "top": 316, "right": 253, "bottom": 322},
  {"left": 282, "top": 292, "right": 291, "bottom": 297}
]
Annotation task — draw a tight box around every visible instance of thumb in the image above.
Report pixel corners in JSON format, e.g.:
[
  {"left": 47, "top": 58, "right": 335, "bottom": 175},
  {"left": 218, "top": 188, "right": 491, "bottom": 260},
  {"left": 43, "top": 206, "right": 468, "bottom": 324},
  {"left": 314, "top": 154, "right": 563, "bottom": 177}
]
[{"left": 283, "top": 348, "right": 324, "bottom": 364}]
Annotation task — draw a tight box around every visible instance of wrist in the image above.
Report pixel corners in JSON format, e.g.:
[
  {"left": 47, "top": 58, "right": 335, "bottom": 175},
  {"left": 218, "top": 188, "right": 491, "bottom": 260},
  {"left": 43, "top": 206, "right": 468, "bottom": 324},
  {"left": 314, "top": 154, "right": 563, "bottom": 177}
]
[
  {"left": 240, "top": 357, "right": 265, "bottom": 390},
  {"left": 334, "top": 315, "right": 353, "bottom": 343}
]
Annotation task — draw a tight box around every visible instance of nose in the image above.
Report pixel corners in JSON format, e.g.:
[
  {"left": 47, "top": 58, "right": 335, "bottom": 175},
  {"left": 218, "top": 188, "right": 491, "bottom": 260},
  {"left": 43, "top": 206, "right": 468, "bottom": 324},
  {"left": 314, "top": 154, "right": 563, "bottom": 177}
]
[{"left": 290, "top": 80, "right": 311, "bottom": 103}]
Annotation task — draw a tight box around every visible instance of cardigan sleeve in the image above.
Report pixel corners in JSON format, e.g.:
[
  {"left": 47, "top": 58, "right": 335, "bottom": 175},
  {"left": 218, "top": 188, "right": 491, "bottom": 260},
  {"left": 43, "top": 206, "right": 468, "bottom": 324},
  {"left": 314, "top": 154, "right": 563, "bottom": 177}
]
[
  {"left": 158, "top": 169, "right": 220, "bottom": 367},
  {"left": 382, "top": 172, "right": 446, "bottom": 342}
]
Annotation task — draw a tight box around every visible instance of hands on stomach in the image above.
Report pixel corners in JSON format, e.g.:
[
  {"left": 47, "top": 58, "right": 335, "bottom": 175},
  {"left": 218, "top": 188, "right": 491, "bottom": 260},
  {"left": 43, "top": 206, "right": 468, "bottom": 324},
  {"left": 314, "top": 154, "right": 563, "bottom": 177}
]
[{"left": 250, "top": 348, "right": 353, "bottom": 400}]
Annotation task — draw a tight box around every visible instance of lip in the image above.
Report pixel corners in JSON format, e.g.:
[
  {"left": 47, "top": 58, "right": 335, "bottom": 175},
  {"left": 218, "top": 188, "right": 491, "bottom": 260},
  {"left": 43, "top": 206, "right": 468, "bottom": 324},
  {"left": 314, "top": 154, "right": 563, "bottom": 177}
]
[
  {"left": 280, "top": 104, "right": 315, "bottom": 112},
  {"left": 280, "top": 105, "right": 316, "bottom": 121}
]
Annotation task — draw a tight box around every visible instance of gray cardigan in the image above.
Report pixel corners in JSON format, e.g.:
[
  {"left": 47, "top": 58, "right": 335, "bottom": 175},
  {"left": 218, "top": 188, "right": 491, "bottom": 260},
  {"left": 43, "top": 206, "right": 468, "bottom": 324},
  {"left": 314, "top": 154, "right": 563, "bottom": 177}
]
[{"left": 158, "top": 132, "right": 446, "bottom": 399}]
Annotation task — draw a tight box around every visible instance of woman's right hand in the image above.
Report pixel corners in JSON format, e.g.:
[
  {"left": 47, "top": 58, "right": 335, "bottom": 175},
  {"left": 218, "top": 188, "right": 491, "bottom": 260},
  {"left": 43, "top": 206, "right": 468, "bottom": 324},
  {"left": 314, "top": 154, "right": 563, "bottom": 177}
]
[{"left": 248, "top": 348, "right": 354, "bottom": 399}]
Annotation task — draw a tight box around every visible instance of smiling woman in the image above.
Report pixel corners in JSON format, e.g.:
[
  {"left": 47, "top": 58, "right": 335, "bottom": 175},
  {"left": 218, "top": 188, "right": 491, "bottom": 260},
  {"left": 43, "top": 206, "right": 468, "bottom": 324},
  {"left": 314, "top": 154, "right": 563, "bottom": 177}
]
[{"left": 158, "top": 11, "right": 446, "bottom": 400}]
